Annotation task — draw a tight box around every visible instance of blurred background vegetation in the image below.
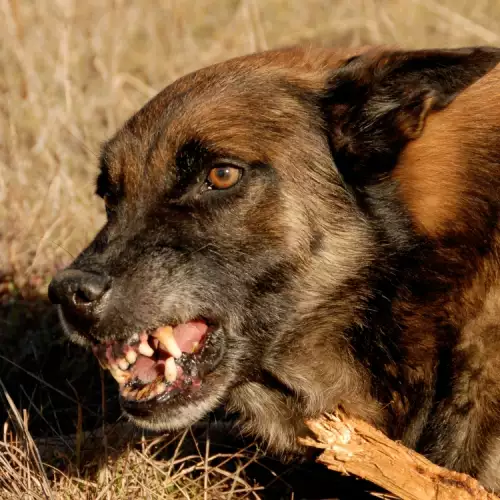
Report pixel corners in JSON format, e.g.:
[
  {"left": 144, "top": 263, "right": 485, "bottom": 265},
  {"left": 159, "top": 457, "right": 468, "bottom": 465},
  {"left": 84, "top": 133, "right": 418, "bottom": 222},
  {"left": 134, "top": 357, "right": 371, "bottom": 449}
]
[{"left": 0, "top": 1, "right": 499, "bottom": 498}]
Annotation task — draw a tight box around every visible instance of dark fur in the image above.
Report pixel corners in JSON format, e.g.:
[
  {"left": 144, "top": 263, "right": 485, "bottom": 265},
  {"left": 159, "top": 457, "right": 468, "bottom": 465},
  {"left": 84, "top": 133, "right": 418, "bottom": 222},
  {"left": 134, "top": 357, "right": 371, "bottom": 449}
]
[{"left": 48, "top": 46, "right": 500, "bottom": 490}]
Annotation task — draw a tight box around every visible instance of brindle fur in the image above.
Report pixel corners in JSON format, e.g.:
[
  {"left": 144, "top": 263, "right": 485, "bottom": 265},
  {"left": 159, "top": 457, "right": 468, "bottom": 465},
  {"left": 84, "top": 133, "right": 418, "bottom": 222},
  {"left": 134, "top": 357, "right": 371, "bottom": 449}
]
[{"left": 49, "top": 46, "right": 500, "bottom": 490}]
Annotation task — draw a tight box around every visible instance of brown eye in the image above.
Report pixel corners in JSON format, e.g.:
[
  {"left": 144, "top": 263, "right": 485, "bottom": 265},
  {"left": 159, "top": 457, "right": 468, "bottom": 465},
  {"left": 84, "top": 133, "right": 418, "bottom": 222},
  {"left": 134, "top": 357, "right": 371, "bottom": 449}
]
[{"left": 207, "top": 165, "right": 242, "bottom": 190}]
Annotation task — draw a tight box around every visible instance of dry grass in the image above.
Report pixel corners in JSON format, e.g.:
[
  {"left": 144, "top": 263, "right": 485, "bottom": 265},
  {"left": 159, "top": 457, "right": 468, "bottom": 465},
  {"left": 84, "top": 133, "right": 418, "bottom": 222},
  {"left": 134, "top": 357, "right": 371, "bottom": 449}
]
[
  {"left": 2, "top": 0, "right": 500, "bottom": 281},
  {"left": 1, "top": 385, "right": 268, "bottom": 499},
  {"left": 1, "top": 388, "right": 267, "bottom": 499},
  {"left": 1, "top": 0, "right": 500, "bottom": 498}
]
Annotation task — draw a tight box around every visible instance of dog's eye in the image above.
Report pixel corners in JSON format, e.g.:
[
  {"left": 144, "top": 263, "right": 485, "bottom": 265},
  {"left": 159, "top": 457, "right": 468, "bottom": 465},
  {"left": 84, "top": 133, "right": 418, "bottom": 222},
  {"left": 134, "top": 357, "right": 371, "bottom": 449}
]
[{"left": 206, "top": 165, "right": 242, "bottom": 190}]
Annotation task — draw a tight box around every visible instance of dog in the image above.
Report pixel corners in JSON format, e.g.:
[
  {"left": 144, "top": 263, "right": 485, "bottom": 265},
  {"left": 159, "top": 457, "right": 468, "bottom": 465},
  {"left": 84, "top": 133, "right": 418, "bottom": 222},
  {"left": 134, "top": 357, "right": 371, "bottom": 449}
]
[{"left": 48, "top": 45, "right": 500, "bottom": 490}]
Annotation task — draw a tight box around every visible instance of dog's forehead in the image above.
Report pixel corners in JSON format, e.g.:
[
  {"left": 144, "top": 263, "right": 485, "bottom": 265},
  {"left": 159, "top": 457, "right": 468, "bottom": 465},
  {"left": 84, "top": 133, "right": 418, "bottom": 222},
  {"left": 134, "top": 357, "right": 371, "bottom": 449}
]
[
  {"left": 100, "top": 47, "right": 368, "bottom": 196},
  {"left": 121, "top": 46, "right": 362, "bottom": 134}
]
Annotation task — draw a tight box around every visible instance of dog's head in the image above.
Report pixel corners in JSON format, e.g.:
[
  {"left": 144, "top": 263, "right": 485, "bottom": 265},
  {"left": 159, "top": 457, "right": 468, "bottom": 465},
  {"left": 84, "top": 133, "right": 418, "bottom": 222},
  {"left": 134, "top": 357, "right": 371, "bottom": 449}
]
[{"left": 48, "top": 46, "right": 499, "bottom": 438}]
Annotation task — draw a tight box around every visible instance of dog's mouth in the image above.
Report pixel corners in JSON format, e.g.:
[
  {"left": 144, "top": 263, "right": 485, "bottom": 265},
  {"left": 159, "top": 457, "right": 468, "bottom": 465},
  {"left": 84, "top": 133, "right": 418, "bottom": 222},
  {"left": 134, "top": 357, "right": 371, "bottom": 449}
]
[{"left": 91, "top": 319, "right": 224, "bottom": 414}]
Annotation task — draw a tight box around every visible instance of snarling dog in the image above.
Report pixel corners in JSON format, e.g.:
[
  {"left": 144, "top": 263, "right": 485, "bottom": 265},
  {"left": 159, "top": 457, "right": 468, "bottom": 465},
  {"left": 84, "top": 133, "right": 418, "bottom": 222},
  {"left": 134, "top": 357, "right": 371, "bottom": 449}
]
[{"left": 48, "top": 46, "right": 500, "bottom": 490}]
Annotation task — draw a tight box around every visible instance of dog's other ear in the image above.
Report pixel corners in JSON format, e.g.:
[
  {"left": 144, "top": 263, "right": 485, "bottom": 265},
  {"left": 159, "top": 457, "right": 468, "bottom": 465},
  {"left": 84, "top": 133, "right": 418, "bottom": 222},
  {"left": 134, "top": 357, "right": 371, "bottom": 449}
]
[{"left": 324, "top": 47, "right": 500, "bottom": 187}]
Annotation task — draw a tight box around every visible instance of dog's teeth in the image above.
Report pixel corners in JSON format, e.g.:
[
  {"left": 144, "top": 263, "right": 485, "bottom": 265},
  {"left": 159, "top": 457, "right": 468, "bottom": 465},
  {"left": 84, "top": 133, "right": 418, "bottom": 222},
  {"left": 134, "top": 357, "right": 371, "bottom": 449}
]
[
  {"left": 164, "top": 357, "right": 177, "bottom": 383},
  {"left": 109, "top": 366, "right": 129, "bottom": 384},
  {"left": 155, "top": 382, "right": 167, "bottom": 395},
  {"left": 125, "top": 349, "right": 137, "bottom": 365},
  {"left": 154, "top": 326, "right": 182, "bottom": 359},
  {"left": 136, "top": 385, "right": 152, "bottom": 400},
  {"left": 138, "top": 340, "right": 154, "bottom": 357},
  {"left": 117, "top": 358, "right": 129, "bottom": 371}
]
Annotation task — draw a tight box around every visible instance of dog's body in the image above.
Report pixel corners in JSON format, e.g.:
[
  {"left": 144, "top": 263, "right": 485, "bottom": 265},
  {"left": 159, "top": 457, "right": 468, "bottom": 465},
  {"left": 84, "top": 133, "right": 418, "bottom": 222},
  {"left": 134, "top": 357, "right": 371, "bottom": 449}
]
[{"left": 49, "top": 46, "right": 500, "bottom": 490}]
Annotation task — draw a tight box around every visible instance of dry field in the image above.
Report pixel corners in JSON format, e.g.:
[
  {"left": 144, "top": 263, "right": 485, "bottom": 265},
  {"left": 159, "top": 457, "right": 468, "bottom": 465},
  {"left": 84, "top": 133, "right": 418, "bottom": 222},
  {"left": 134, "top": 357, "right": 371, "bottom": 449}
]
[{"left": 1, "top": 1, "right": 499, "bottom": 498}]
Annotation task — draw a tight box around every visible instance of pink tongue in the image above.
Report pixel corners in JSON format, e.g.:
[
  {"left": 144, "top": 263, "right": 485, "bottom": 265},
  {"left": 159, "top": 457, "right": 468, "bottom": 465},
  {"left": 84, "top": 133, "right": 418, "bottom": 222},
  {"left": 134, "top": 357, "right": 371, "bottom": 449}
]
[
  {"left": 132, "top": 356, "right": 159, "bottom": 384},
  {"left": 173, "top": 320, "right": 208, "bottom": 352}
]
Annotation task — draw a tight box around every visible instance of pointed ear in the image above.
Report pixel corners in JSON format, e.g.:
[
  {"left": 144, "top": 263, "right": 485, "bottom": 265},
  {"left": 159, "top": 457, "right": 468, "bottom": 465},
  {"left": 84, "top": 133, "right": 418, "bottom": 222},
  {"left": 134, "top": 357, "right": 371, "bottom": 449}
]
[{"left": 324, "top": 47, "right": 500, "bottom": 187}]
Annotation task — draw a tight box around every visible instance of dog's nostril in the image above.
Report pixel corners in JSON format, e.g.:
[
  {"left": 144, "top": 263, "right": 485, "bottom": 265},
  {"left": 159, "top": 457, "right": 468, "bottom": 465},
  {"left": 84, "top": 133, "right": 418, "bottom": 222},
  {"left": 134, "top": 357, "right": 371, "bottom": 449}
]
[
  {"left": 73, "top": 288, "right": 93, "bottom": 305},
  {"left": 49, "top": 269, "right": 112, "bottom": 313},
  {"left": 73, "top": 280, "right": 110, "bottom": 305}
]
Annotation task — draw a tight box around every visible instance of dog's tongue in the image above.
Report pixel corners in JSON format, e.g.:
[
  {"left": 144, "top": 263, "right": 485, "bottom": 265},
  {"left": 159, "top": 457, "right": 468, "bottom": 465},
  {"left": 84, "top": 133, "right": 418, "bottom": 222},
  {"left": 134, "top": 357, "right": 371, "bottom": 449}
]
[
  {"left": 132, "top": 356, "right": 159, "bottom": 384},
  {"left": 130, "top": 321, "right": 208, "bottom": 384},
  {"left": 173, "top": 321, "right": 208, "bottom": 352}
]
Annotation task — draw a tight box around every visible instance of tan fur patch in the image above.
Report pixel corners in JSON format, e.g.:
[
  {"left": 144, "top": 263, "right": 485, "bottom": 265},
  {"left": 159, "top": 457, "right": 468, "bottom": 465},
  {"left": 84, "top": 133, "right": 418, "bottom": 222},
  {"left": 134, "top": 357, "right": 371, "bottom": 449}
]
[{"left": 394, "top": 64, "right": 500, "bottom": 237}]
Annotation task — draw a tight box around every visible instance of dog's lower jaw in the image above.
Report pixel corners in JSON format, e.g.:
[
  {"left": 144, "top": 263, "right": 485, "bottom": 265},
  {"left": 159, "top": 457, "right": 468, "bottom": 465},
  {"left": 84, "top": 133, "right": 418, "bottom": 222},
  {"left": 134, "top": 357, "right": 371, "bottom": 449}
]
[
  {"left": 121, "top": 354, "right": 242, "bottom": 433},
  {"left": 125, "top": 389, "right": 224, "bottom": 432}
]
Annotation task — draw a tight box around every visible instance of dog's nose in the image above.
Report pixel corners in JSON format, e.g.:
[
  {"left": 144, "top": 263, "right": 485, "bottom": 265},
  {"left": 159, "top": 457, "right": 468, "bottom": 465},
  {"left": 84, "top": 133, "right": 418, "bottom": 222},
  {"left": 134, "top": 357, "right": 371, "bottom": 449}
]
[{"left": 48, "top": 269, "right": 111, "bottom": 323}]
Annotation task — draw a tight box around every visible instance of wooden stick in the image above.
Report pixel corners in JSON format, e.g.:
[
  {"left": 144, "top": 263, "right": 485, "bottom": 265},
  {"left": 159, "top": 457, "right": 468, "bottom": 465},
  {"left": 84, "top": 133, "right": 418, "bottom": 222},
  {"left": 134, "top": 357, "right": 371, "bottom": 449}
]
[{"left": 299, "top": 413, "right": 498, "bottom": 500}]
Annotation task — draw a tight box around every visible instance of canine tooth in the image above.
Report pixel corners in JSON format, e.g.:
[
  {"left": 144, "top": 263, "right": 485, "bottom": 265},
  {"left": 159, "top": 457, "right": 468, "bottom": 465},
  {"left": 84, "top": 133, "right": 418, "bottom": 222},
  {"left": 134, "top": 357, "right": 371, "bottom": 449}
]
[
  {"left": 138, "top": 341, "right": 154, "bottom": 357},
  {"left": 117, "top": 358, "right": 129, "bottom": 371},
  {"left": 125, "top": 350, "right": 137, "bottom": 365},
  {"left": 164, "top": 357, "right": 177, "bottom": 383},
  {"left": 154, "top": 326, "right": 182, "bottom": 359},
  {"left": 192, "top": 342, "right": 199, "bottom": 353}
]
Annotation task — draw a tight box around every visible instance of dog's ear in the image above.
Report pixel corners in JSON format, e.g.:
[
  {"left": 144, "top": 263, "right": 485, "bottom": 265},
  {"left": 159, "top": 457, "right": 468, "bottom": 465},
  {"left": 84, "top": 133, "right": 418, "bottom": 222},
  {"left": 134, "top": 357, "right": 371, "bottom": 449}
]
[{"left": 324, "top": 47, "right": 500, "bottom": 187}]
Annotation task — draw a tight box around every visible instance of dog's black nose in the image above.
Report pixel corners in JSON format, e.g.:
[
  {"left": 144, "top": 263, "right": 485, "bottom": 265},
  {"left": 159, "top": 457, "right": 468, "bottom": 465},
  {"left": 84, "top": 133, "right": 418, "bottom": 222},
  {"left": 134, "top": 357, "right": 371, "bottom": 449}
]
[{"left": 48, "top": 269, "right": 111, "bottom": 324}]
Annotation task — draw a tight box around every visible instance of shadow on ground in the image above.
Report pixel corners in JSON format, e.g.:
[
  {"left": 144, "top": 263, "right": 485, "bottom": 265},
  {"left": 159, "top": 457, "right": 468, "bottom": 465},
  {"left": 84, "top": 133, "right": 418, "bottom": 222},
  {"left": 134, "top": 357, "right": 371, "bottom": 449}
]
[{"left": 0, "top": 274, "right": 383, "bottom": 499}]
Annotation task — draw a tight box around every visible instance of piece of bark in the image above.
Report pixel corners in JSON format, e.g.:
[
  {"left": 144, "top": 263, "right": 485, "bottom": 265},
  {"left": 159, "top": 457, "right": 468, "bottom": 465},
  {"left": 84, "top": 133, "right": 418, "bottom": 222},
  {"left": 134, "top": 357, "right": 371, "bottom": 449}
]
[{"left": 298, "top": 412, "right": 499, "bottom": 500}]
